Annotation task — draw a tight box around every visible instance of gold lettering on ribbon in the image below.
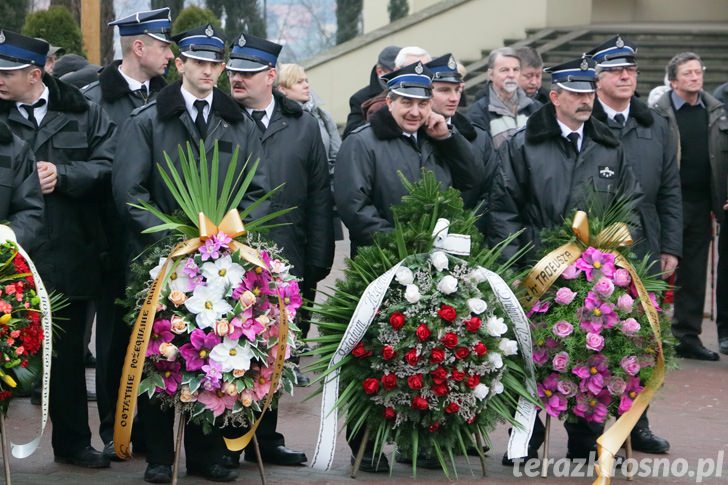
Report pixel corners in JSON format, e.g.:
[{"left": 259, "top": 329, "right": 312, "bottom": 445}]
[
  {"left": 113, "top": 209, "right": 268, "bottom": 459},
  {"left": 522, "top": 242, "right": 582, "bottom": 308}
]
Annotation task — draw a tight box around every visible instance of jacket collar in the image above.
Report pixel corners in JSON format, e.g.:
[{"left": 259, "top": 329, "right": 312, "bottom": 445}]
[
  {"left": 98, "top": 60, "right": 166, "bottom": 102},
  {"left": 525, "top": 103, "right": 619, "bottom": 148},
  {"left": 156, "top": 82, "right": 244, "bottom": 123},
  {"left": 593, "top": 96, "right": 653, "bottom": 127},
  {"left": 0, "top": 73, "right": 88, "bottom": 115},
  {"left": 370, "top": 106, "right": 428, "bottom": 141},
  {"left": 0, "top": 121, "right": 12, "bottom": 143},
  {"left": 272, "top": 89, "right": 302, "bottom": 118}
]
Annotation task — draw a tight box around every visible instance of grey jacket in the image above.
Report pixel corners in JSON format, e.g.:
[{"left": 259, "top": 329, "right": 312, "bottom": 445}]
[{"left": 653, "top": 90, "right": 728, "bottom": 222}]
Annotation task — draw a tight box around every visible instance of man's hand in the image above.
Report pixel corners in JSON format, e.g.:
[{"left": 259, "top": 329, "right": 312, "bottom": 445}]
[
  {"left": 660, "top": 253, "right": 678, "bottom": 279},
  {"left": 424, "top": 112, "right": 451, "bottom": 140},
  {"left": 37, "top": 161, "right": 57, "bottom": 194}
]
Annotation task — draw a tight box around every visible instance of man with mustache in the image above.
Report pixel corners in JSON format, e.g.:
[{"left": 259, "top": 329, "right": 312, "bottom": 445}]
[
  {"left": 112, "top": 24, "right": 265, "bottom": 483},
  {"left": 490, "top": 57, "right": 642, "bottom": 462},
  {"left": 467, "top": 47, "right": 541, "bottom": 148},
  {"left": 652, "top": 52, "right": 728, "bottom": 360},
  {"left": 588, "top": 35, "right": 679, "bottom": 455}
]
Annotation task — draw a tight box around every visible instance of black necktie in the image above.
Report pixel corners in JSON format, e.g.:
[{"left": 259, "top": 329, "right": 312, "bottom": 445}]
[
  {"left": 193, "top": 99, "right": 208, "bottom": 139},
  {"left": 251, "top": 110, "right": 267, "bottom": 133},
  {"left": 567, "top": 132, "right": 580, "bottom": 154},
  {"left": 21, "top": 99, "right": 46, "bottom": 128},
  {"left": 613, "top": 113, "right": 626, "bottom": 126}
]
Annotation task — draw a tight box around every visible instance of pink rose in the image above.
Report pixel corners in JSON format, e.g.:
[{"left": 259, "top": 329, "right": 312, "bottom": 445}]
[
  {"left": 607, "top": 376, "right": 627, "bottom": 396},
  {"left": 617, "top": 294, "right": 634, "bottom": 313},
  {"left": 620, "top": 356, "right": 641, "bottom": 376},
  {"left": 561, "top": 264, "right": 581, "bottom": 280},
  {"left": 593, "top": 277, "right": 615, "bottom": 299},
  {"left": 613, "top": 269, "right": 631, "bottom": 287},
  {"left": 555, "top": 287, "right": 577, "bottom": 305},
  {"left": 557, "top": 379, "right": 578, "bottom": 397},
  {"left": 552, "top": 351, "right": 570, "bottom": 372},
  {"left": 585, "top": 332, "right": 605, "bottom": 351},
  {"left": 620, "top": 317, "right": 640, "bottom": 335},
  {"left": 552, "top": 320, "right": 574, "bottom": 338}
]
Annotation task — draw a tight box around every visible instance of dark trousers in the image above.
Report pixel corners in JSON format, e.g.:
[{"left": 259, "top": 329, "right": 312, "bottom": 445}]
[
  {"left": 715, "top": 215, "right": 728, "bottom": 341},
  {"left": 144, "top": 399, "right": 226, "bottom": 466},
  {"left": 672, "top": 198, "right": 713, "bottom": 344},
  {"left": 95, "top": 269, "right": 130, "bottom": 444},
  {"left": 249, "top": 408, "right": 285, "bottom": 454},
  {"left": 50, "top": 301, "right": 93, "bottom": 456},
  {"left": 529, "top": 413, "right": 603, "bottom": 455}
]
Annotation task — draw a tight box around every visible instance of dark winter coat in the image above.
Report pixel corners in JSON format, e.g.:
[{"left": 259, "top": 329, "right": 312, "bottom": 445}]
[
  {"left": 251, "top": 91, "right": 334, "bottom": 281},
  {"left": 335, "top": 107, "right": 483, "bottom": 255},
  {"left": 343, "top": 65, "right": 386, "bottom": 138},
  {"left": 592, "top": 97, "right": 682, "bottom": 266},
  {"left": 0, "top": 122, "right": 44, "bottom": 250},
  {"left": 653, "top": 90, "right": 728, "bottom": 223},
  {"left": 111, "top": 82, "right": 267, "bottom": 256},
  {"left": 0, "top": 74, "right": 116, "bottom": 298},
  {"left": 488, "top": 103, "right": 643, "bottom": 261}
]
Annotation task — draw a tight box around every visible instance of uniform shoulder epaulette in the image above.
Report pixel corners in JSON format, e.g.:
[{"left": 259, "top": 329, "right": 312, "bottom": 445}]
[
  {"left": 350, "top": 122, "right": 372, "bottom": 135},
  {"left": 130, "top": 100, "right": 158, "bottom": 117},
  {"left": 80, "top": 80, "right": 101, "bottom": 95}
]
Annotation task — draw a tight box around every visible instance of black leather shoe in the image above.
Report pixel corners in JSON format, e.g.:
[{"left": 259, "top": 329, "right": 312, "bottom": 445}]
[
  {"left": 502, "top": 447, "right": 539, "bottom": 466},
  {"left": 351, "top": 453, "right": 389, "bottom": 473},
  {"left": 102, "top": 441, "right": 123, "bottom": 462},
  {"left": 631, "top": 426, "right": 670, "bottom": 454},
  {"left": 245, "top": 445, "right": 307, "bottom": 465},
  {"left": 676, "top": 340, "right": 719, "bottom": 361},
  {"left": 186, "top": 462, "right": 238, "bottom": 482},
  {"left": 54, "top": 446, "right": 111, "bottom": 468},
  {"left": 144, "top": 463, "right": 172, "bottom": 483},
  {"left": 395, "top": 451, "right": 441, "bottom": 469},
  {"left": 719, "top": 338, "right": 728, "bottom": 355},
  {"left": 294, "top": 367, "right": 310, "bottom": 387}
]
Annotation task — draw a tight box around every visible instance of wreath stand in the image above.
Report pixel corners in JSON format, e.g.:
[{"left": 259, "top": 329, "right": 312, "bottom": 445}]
[
  {"left": 0, "top": 414, "right": 11, "bottom": 485},
  {"left": 540, "top": 415, "right": 634, "bottom": 480},
  {"left": 350, "top": 427, "right": 488, "bottom": 478},
  {"left": 170, "top": 411, "right": 267, "bottom": 485}
]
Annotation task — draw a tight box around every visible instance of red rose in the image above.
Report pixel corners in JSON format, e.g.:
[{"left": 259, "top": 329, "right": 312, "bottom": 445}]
[
  {"left": 466, "top": 374, "right": 480, "bottom": 389},
  {"left": 384, "top": 407, "right": 396, "bottom": 420},
  {"left": 429, "top": 348, "right": 445, "bottom": 364},
  {"left": 382, "top": 345, "right": 396, "bottom": 360},
  {"left": 407, "top": 374, "right": 424, "bottom": 390},
  {"left": 351, "top": 342, "right": 371, "bottom": 358},
  {"left": 412, "top": 396, "right": 429, "bottom": 410},
  {"left": 432, "top": 383, "right": 449, "bottom": 396},
  {"left": 428, "top": 422, "right": 440, "bottom": 432},
  {"left": 465, "top": 316, "right": 481, "bottom": 332},
  {"left": 454, "top": 346, "right": 470, "bottom": 360},
  {"left": 389, "top": 312, "right": 406, "bottom": 330},
  {"left": 431, "top": 367, "right": 448, "bottom": 384},
  {"left": 362, "top": 378, "right": 380, "bottom": 395},
  {"left": 415, "top": 323, "right": 431, "bottom": 341},
  {"left": 438, "top": 304, "right": 457, "bottom": 322},
  {"left": 405, "top": 348, "right": 419, "bottom": 366},
  {"left": 474, "top": 342, "right": 488, "bottom": 357},
  {"left": 381, "top": 373, "right": 397, "bottom": 390},
  {"left": 445, "top": 402, "right": 460, "bottom": 414},
  {"left": 450, "top": 369, "right": 465, "bottom": 381},
  {"left": 441, "top": 332, "right": 458, "bottom": 349}
]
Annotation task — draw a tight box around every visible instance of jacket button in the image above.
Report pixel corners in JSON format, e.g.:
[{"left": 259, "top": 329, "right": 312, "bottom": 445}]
[{"left": 223, "top": 123, "right": 228, "bottom": 128}]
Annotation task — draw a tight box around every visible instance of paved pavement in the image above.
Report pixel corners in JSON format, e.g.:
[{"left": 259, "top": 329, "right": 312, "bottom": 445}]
[{"left": 3, "top": 239, "right": 727, "bottom": 484}]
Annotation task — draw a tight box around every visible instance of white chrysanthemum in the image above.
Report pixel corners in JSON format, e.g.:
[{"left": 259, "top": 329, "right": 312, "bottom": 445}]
[
  {"left": 209, "top": 338, "right": 254, "bottom": 372},
  {"left": 395, "top": 266, "right": 414, "bottom": 286},
  {"left": 498, "top": 338, "right": 518, "bottom": 356},
  {"left": 184, "top": 281, "right": 232, "bottom": 328},
  {"left": 473, "top": 383, "right": 490, "bottom": 400},
  {"left": 201, "top": 255, "right": 245, "bottom": 290},
  {"left": 485, "top": 316, "right": 508, "bottom": 337},
  {"left": 467, "top": 298, "right": 488, "bottom": 314},
  {"left": 430, "top": 251, "right": 449, "bottom": 272},
  {"left": 404, "top": 284, "right": 421, "bottom": 303},
  {"left": 437, "top": 275, "right": 458, "bottom": 295},
  {"left": 466, "top": 266, "right": 488, "bottom": 284},
  {"left": 491, "top": 380, "right": 504, "bottom": 395},
  {"left": 488, "top": 352, "right": 504, "bottom": 369}
]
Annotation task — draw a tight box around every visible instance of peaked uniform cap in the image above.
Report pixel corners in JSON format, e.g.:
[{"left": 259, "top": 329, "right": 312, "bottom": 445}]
[
  {"left": 381, "top": 61, "right": 433, "bottom": 99},
  {"left": 0, "top": 30, "right": 48, "bottom": 70},
  {"left": 227, "top": 33, "right": 282, "bottom": 72},
  {"left": 426, "top": 53, "right": 462, "bottom": 83},
  {"left": 172, "top": 24, "right": 226, "bottom": 62},
  {"left": 587, "top": 35, "right": 637, "bottom": 68},
  {"left": 544, "top": 55, "right": 597, "bottom": 93},
  {"left": 109, "top": 7, "right": 172, "bottom": 43}
]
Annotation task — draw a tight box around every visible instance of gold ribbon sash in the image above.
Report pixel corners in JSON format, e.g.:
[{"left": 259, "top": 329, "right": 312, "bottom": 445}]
[
  {"left": 519, "top": 212, "right": 664, "bottom": 485},
  {"left": 114, "top": 209, "right": 279, "bottom": 458}
]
